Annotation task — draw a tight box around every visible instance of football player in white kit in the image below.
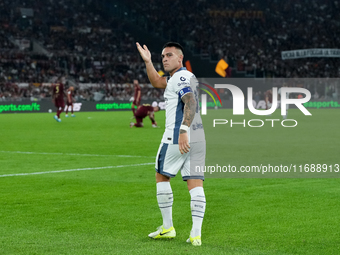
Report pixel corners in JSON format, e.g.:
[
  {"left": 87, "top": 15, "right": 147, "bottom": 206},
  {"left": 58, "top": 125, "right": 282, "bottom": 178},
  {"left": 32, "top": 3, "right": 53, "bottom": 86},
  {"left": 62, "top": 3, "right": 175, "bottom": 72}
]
[{"left": 136, "top": 42, "right": 206, "bottom": 246}]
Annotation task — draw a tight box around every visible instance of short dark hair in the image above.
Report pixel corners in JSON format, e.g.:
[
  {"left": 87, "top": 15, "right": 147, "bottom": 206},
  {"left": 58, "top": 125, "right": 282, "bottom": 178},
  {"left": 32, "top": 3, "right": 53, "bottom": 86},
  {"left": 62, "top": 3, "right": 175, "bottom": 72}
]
[{"left": 162, "top": 42, "right": 184, "bottom": 54}]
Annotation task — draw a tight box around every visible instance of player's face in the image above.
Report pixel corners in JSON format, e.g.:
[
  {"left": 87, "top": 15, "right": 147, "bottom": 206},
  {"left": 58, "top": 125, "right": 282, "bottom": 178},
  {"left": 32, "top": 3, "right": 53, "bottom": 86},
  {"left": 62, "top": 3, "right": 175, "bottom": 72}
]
[{"left": 161, "top": 47, "right": 183, "bottom": 75}]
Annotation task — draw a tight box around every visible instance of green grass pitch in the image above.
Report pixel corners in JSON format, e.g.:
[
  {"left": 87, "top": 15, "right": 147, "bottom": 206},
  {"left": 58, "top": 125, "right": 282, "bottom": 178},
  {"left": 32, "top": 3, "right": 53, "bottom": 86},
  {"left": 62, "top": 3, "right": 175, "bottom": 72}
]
[{"left": 0, "top": 109, "right": 339, "bottom": 255}]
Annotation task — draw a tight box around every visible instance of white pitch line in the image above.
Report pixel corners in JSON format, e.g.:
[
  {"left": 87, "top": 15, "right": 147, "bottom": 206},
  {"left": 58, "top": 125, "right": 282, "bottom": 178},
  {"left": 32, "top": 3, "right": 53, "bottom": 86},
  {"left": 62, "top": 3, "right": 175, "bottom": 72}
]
[
  {"left": 0, "top": 162, "right": 154, "bottom": 178},
  {"left": 0, "top": 151, "right": 154, "bottom": 158}
]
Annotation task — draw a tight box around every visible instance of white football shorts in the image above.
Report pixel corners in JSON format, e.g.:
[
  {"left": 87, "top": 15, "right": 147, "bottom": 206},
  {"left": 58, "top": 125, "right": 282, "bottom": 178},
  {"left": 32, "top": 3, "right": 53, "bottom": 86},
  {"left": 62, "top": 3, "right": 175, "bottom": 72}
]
[{"left": 155, "top": 141, "right": 206, "bottom": 181}]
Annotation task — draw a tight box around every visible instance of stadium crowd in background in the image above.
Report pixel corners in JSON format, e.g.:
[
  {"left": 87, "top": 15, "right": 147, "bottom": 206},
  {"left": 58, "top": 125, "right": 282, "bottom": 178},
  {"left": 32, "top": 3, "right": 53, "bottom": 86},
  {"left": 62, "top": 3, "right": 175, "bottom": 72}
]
[
  {"left": 0, "top": 0, "right": 339, "bottom": 102},
  {"left": 124, "top": 0, "right": 340, "bottom": 77}
]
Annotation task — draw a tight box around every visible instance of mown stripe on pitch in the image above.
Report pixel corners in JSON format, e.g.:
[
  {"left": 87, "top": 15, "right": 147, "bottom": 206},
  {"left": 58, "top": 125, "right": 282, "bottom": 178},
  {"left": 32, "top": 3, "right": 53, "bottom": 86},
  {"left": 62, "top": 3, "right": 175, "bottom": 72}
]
[{"left": 0, "top": 163, "right": 154, "bottom": 178}]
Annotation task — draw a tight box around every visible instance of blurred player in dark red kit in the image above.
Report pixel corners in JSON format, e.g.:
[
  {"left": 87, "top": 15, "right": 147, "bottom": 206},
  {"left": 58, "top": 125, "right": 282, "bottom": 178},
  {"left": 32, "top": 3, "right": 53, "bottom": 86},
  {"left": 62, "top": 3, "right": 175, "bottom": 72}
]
[
  {"left": 130, "top": 104, "right": 160, "bottom": 128},
  {"left": 131, "top": 79, "right": 141, "bottom": 117},
  {"left": 65, "top": 86, "right": 75, "bottom": 117},
  {"left": 52, "top": 77, "right": 66, "bottom": 122},
  {"left": 264, "top": 89, "right": 273, "bottom": 110}
]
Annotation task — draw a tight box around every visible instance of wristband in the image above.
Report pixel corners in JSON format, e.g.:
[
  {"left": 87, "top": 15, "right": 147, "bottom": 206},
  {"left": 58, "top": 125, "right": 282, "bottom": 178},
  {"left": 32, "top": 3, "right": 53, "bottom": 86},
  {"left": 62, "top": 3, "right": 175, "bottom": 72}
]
[{"left": 180, "top": 125, "right": 189, "bottom": 132}]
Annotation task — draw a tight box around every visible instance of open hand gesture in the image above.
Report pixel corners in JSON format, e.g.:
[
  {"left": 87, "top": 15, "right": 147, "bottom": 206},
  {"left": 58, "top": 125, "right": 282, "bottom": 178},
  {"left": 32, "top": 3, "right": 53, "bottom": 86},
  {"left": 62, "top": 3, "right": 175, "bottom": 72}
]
[{"left": 136, "top": 42, "right": 152, "bottom": 64}]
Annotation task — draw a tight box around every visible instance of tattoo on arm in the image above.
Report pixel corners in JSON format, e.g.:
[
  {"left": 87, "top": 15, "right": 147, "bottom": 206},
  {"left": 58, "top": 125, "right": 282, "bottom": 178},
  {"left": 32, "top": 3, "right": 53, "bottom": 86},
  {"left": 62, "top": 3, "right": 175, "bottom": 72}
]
[{"left": 180, "top": 92, "right": 196, "bottom": 133}]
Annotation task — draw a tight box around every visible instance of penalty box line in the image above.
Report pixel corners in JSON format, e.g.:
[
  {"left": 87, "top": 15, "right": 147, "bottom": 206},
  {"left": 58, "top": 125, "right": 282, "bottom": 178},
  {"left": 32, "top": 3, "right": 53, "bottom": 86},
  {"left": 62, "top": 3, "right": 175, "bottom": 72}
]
[
  {"left": 0, "top": 162, "right": 154, "bottom": 178},
  {"left": 0, "top": 150, "right": 155, "bottom": 158}
]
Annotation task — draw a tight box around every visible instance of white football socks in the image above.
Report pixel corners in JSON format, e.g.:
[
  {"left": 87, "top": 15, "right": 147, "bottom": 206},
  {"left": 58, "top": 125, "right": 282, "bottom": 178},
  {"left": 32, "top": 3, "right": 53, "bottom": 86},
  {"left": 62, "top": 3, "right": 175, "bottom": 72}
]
[
  {"left": 156, "top": 182, "right": 173, "bottom": 229},
  {"left": 190, "top": 186, "right": 206, "bottom": 237}
]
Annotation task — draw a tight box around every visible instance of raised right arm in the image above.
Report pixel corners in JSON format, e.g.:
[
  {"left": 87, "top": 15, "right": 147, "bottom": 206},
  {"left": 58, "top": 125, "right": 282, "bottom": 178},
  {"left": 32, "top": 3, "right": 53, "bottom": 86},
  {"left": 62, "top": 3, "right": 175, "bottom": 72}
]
[{"left": 136, "top": 42, "right": 167, "bottom": 89}]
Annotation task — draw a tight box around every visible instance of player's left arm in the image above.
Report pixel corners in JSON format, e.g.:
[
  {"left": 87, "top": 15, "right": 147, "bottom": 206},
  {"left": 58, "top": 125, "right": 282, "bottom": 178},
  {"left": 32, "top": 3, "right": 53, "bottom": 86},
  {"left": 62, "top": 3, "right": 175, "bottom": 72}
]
[{"left": 179, "top": 92, "right": 196, "bottom": 154}]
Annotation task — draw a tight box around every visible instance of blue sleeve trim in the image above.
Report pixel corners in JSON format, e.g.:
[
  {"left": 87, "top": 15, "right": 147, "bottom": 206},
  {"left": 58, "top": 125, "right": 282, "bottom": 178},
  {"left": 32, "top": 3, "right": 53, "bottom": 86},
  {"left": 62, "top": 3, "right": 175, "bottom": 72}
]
[{"left": 178, "top": 87, "right": 192, "bottom": 98}]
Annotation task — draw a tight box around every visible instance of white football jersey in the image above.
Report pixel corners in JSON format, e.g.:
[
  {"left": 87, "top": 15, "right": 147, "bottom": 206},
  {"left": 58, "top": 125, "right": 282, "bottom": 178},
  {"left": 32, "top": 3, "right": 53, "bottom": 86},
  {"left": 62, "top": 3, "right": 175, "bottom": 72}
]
[{"left": 161, "top": 67, "right": 205, "bottom": 144}]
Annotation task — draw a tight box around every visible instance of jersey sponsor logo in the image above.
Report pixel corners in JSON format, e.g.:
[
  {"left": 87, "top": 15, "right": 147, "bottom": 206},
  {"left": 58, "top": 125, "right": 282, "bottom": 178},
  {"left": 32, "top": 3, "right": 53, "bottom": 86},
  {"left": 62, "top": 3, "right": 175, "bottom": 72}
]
[
  {"left": 177, "top": 81, "right": 190, "bottom": 86},
  {"left": 180, "top": 76, "right": 186, "bottom": 81}
]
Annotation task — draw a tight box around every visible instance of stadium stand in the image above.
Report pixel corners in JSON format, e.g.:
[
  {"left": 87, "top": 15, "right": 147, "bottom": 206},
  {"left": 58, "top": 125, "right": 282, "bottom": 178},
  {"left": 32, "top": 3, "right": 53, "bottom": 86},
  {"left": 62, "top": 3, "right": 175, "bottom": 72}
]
[
  {"left": 0, "top": 0, "right": 339, "bottom": 101},
  {"left": 118, "top": 0, "right": 340, "bottom": 77}
]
